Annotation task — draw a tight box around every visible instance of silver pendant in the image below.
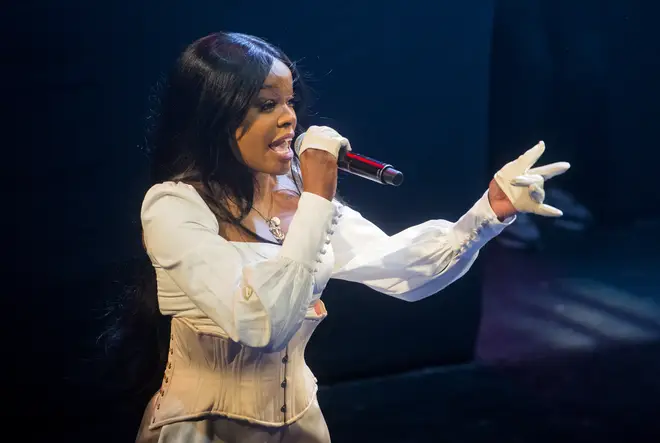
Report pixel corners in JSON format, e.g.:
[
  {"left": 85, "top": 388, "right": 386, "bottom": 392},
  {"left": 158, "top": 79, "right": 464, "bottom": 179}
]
[{"left": 267, "top": 216, "right": 285, "bottom": 243}]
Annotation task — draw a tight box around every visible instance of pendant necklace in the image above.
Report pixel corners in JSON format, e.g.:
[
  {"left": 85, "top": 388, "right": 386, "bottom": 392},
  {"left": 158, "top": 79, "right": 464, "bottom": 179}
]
[{"left": 252, "top": 206, "right": 285, "bottom": 243}]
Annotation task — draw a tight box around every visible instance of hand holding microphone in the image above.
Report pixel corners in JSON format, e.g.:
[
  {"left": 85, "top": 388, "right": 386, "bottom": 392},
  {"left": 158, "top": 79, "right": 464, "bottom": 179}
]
[
  {"left": 296, "top": 126, "right": 345, "bottom": 201},
  {"left": 295, "top": 126, "right": 404, "bottom": 190},
  {"left": 296, "top": 125, "right": 352, "bottom": 159}
]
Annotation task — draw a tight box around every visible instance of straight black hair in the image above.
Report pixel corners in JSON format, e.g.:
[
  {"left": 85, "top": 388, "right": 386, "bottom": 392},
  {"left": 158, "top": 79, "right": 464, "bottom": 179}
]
[{"left": 98, "top": 32, "right": 311, "bottom": 401}]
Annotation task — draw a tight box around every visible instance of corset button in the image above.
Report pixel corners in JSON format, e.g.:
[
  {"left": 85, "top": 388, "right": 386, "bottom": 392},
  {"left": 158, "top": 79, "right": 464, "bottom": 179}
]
[
  {"left": 282, "top": 355, "right": 289, "bottom": 364},
  {"left": 281, "top": 379, "right": 287, "bottom": 388},
  {"left": 281, "top": 405, "right": 287, "bottom": 413}
]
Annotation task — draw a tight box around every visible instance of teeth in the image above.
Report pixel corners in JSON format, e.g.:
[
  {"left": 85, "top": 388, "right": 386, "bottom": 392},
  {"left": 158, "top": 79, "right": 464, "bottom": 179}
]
[{"left": 271, "top": 140, "right": 291, "bottom": 150}]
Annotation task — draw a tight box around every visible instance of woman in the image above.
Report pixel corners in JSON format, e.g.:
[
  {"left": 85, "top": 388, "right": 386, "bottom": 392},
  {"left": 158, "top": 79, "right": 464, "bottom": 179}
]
[{"left": 135, "top": 31, "right": 569, "bottom": 442}]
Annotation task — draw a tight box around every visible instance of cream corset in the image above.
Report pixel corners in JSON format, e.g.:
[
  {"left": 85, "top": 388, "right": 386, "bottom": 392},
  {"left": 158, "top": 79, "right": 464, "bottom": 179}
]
[{"left": 148, "top": 300, "right": 328, "bottom": 430}]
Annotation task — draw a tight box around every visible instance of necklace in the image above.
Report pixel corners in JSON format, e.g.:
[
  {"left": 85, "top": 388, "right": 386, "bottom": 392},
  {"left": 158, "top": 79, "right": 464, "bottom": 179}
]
[{"left": 252, "top": 206, "right": 285, "bottom": 243}]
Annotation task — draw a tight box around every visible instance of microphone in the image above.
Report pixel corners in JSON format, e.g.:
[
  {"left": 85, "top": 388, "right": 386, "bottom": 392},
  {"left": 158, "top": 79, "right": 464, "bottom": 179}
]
[{"left": 294, "top": 134, "right": 404, "bottom": 186}]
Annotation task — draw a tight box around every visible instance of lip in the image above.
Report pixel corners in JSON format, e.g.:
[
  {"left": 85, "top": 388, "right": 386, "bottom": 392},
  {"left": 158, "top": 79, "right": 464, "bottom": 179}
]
[{"left": 270, "top": 133, "right": 295, "bottom": 147}]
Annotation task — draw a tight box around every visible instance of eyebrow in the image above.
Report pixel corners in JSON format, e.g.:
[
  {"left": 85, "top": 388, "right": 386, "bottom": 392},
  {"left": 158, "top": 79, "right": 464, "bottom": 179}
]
[
  {"left": 260, "top": 84, "right": 293, "bottom": 90},
  {"left": 258, "top": 86, "right": 294, "bottom": 97}
]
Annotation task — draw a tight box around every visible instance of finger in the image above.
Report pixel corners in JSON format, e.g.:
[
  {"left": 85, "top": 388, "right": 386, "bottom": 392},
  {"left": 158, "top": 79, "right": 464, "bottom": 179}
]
[
  {"left": 327, "top": 135, "right": 350, "bottom": 151},
  {"left": 517, "top": 140, "right": 546, "bottom": 168},
  {"left": 511, "top": 174, "right": 543, "bottom": 187},
  {"left": 529, "top": 183, "right": 545, "bottom": 204},
  {"left": 320, "top": 126, "right": 341, "bottom": 138},
  {"left": 534, "top": 203, "right": 563, "bottom": 217},
  {"left": 527, "top": 162, "right": 571, "bottom": 180}
]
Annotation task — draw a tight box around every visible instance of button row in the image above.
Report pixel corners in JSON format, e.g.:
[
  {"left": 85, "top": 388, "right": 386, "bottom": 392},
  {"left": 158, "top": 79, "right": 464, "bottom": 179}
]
[
  {"left": 458, "top": 218, "right": 491, "bottom": 255},
  {"left": 153, "top": 335, "right": 175, "bottom": 423},
  {"left": 314, "top": 207, "right": 342, "bottom": 273},
  {"left": 281, "top": 348, "right": 290, "bottom": 416}
]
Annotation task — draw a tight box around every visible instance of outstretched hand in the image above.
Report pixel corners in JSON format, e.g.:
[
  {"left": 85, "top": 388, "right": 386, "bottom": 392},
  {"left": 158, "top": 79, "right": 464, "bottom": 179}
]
[{"left": 488, "top": 141, "right": 571, "bottom": 221}]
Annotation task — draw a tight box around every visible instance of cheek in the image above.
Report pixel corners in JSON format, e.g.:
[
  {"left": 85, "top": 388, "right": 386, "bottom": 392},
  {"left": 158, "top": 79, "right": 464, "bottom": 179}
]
[
  {"left": 246, "top": 117, "right": 276, "bottom": 143},
  {"left": 236, "top": 121, "right": 274, "bottom": 160}
]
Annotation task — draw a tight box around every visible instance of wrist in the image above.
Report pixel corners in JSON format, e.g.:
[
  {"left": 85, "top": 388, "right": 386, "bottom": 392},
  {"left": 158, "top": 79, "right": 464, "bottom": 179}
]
[
  {"left": 492, "top": 204, "right": 517, "bottom": 222},
  {"left": 487, "top": 193, "right": 517, "bottom": 221},
  {"left": 488, "top": 178, "right": 517, "bottom": 221}
]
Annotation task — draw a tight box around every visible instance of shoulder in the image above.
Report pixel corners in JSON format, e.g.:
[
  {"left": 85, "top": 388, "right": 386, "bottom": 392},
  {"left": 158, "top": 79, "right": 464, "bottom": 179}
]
[{"left": 141, "top": 181, "right": 218, "bottom": 231}]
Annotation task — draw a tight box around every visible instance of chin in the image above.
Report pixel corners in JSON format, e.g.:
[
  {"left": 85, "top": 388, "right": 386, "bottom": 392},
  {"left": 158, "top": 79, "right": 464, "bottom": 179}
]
[
  {"left": 275, "top": 162, "right": 292, "bottom": 176},
  {"left": 263, "top": 161, "right": 292, "bottom": 176}
]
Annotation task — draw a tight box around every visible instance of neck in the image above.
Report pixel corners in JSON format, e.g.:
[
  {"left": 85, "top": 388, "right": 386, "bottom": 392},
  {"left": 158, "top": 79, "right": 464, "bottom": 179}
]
[{"left": 253, "top": 173, "right": 279, "bottom": 206}]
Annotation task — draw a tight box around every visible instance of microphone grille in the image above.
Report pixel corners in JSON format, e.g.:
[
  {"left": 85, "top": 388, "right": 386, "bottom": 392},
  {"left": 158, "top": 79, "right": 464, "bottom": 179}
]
[{"left": 293, "top": 132, "right": 305, "bottom": 155}]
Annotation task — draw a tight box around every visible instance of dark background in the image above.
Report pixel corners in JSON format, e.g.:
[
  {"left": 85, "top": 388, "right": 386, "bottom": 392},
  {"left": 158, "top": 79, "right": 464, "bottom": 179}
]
[{"left": 7, "top": 0, "right": 660, "bottom": 441}]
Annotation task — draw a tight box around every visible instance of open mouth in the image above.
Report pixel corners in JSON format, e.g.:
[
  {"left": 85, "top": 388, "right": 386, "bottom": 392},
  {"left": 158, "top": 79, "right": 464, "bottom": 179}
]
[
  {"left": 269, "top": 138, "right": 292, "bottom": 151},
  {"left": 269, "top": 138, "right": 293, "bottom": 160}
]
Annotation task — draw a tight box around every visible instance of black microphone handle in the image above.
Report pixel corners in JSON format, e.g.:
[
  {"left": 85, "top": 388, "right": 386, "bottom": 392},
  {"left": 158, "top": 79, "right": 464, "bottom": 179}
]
[{"left": 337, "top": 149, "right": 404, "bottom": 186}]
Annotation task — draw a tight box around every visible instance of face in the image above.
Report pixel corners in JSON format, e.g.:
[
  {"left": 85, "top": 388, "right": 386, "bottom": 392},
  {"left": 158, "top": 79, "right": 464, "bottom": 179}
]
[{"left": 235, "top": 58, "right": 297, "bottom": 176}]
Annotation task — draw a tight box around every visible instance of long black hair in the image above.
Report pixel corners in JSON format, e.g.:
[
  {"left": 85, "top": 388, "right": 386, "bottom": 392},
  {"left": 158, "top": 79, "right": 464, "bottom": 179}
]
[
  {"left": 150, "top": 31, "right": 309, "bottom": 238},
  {"left": 99, "top": 32, "right": 310, "bottom": 402}
]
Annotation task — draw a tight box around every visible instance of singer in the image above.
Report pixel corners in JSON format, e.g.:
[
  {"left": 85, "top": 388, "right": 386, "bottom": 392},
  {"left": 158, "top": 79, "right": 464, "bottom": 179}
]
[{"left": 131, "top": 31, "right": 569, "bottom": 443}]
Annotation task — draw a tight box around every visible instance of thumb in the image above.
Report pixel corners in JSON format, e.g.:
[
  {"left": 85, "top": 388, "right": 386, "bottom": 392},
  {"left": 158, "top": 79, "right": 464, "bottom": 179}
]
[{"left": 511, "top": 174, "right": 543, "bottom": 187}]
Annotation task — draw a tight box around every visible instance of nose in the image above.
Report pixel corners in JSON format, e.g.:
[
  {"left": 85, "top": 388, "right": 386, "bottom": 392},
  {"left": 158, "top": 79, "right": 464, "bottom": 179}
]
[{"left": 278, "top": 103, "right": 297, "bottom": 128}]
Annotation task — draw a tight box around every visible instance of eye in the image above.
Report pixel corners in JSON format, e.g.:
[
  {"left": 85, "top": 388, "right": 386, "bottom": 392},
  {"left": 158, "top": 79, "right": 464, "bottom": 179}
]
[
  {"left": 259, "top": 100, "right": 276, "bottom": 112},
  {"left": 257, "top": 96, "right": 297, "bottom": 113}
]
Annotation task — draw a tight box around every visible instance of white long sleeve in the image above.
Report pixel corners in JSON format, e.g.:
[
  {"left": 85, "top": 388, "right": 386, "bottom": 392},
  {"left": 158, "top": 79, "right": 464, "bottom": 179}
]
[
  {"left": 330, "top": 191, "right": 515, "bottom": 301},
  {"left": 141, "top": 181, "right": 339, "bottom": 351}
]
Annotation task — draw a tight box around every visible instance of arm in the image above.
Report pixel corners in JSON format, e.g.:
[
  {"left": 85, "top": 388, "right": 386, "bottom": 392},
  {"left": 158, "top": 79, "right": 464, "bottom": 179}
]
[
  {"left": 330, "top": 191, "right": 514, "bottom": 302},
  {"left": 330, "top": 139, "right": 572, "bottom": 301},
  {"left": 141, "top": 181, "right": 338, "bottom": 351}
]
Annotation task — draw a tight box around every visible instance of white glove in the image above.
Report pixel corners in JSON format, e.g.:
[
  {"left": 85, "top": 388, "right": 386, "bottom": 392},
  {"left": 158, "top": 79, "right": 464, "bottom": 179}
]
[
  {"left": 295, "top": 125, "right": 352, "bottom": 160},
  {"left": 494, "top": 141, "right": 571, "bottom": 217}
]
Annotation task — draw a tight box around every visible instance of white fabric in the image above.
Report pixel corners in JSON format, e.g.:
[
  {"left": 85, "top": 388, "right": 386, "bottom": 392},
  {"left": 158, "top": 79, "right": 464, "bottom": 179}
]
[
  {"left": 294, "top": 125, "right": 351, "bottom": 159},
  {"left": 138, "top": 180, "right": 514, "bottom": 435},
  {"left": 494, "top": 140, "right": 571, "bottom": 217},
  {"left": 141, "top": 181, "right": 514, "bottom": 344},
  {"left": 141, "top": 182, "right": 339, "bottom": 351},
  {"left": 142, "top": 316, "right": 324, "bottom": 430}
]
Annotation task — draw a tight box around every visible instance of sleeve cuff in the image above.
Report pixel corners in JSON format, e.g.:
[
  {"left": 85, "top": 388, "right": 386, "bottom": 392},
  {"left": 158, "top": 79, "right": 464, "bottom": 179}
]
[
  {"left": 450, "top": 190, "right": 516, "bottom": 255},
  {"left": 279, "top": 192, "right": 340, "bottom": 271}
]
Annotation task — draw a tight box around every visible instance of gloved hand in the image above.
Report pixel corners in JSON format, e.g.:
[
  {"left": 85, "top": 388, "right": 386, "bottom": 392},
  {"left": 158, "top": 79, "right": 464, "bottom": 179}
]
[
  {"left": 493, "top": 141, "right": 570, "bottom": 217},
  {"left": 295, "top": 125, "right": 352, "bottom": 159}
]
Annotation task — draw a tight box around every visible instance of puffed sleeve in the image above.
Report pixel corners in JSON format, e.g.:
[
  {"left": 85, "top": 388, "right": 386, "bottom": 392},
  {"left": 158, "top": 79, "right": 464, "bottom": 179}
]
[
  {"left": 330, "top": 191, "right": 515, "bottom": 302},
  {"left": 141, "top": 181, "right": 339, "bottom": 351}
]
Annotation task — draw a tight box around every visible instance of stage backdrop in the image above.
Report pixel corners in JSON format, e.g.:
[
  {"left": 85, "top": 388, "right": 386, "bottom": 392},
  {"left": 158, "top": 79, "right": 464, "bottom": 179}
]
[{"left": 488, "top": 0, "right": 660, "bottom": 225}]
